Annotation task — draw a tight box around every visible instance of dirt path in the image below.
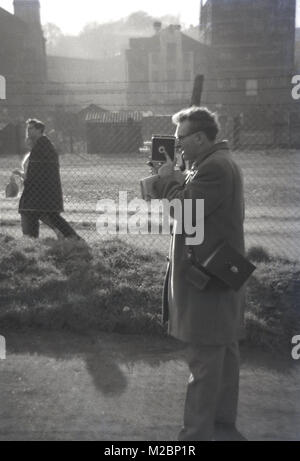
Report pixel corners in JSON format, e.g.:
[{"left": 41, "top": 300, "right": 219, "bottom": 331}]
[{"left": 0, "top": 330, "right": 299, "bottom": 441}]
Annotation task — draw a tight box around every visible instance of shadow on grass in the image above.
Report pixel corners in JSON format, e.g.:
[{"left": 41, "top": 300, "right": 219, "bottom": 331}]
[
  {"left": 2, "top": 325, "right": 296, "bottom": 407},
  {"left": 2, "top": 328, "right": 185, "bottom": 397}
]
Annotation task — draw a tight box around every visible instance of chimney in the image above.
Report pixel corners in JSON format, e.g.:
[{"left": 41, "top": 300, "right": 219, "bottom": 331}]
[
  {"left": 13, "top": 0, "right": 41, "bottom": 26},
  {"left": 153, "top": 21, "right": 162, "bottom": 34}
]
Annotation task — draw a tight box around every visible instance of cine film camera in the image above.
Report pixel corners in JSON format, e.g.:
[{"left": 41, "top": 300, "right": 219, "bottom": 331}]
[
  {"left": 140, "top": 135, "right": 180, "bottom": 201},
  {"left": 151, "top": 135, "right": 176, "bottom": 163}
]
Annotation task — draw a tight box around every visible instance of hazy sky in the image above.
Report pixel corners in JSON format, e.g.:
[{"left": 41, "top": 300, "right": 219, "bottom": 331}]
[
  {"left": 0, "top": 0, "right": 201, "bottom": 33},
  {"left": 0, "top": 0, "right": 299, "bottom": 34}
]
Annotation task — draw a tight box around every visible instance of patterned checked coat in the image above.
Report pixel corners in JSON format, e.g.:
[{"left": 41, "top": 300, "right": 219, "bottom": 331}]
[{"left": 19, "top": 136, "right": 64, "bottom": 213}]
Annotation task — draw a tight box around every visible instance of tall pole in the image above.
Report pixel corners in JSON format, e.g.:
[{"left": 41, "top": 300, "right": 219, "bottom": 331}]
[{"left": 190, "top": 74, "right": 204, "bottom": 107}]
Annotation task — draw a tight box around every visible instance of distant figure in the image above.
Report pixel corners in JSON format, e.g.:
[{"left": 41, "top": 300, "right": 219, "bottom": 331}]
[
  {"left": 233, "top": 114, "right": 242, "bottom": 151},
  {"left": 14, "top": 119, "right": 82, "bottom": 240}
]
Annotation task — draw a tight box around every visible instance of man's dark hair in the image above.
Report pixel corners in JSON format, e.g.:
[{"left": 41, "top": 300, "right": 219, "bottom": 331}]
[
  {"left": 172, "top": 106, "right": 219, "bottom": 142},
  {"left": 26, "top": 118, "right": 45, "bottom": 134}
]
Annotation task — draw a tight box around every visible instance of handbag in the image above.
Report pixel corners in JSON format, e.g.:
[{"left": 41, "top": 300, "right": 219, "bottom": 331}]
[
  {"left": 5, "top": 176, "right": 20, "bottom": 198},
  {"left": 186, "top": 242, "right": 256, "bottom": 292}
]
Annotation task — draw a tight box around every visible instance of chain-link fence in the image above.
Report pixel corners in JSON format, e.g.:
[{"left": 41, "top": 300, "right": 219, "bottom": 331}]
[{"left": 1, "top": 98, "right": 299, "bottom": 261}]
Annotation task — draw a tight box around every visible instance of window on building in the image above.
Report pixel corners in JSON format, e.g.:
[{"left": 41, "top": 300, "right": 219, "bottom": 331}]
[
  {"left": 278, "top": 77, "right": 288, "bottom": 87},
  {"left": 217, "top": 79, "right": 225, "bottom": 90},
  {"left": 230, "top": 78, "right": 238, "bottom": 89},
  {"left": 184, "top": 70, "right": 192, "bottom": 81},
  {"left": 167, "top": 69, "right": 176, "bottom": 81},
  {"left": 167, "top": 43, "right": 177, "bottom": 59},
  {"left": 167, "top": 68, "right": 176, "bottom": 91},
  {"left": 151, "top": 53, "right": 159, "bottom": 65},
  {"left": 183, "top": 52, "right": 192, "bottom": 65},
  {"left": 168, "top": 81, "right": 176, "bottom": 91},
  {"left": 24, "top": 48, "right": 37, "bottom": 62},
  {"left": 246, "top": 79, "right": 258, "bottom": 96},
  {"left": 152, "top": 71, "right": 159, "bottom": 82},
  {"left": 0, "top": 75, "right": 6, "bottom": 100},
  {"left": 217, "top": 28, "right": 231, "bottom": 41},
  {"left": 220, "top": 51, "right": 232, "bottom": 61},
  {"left": 167, "top": 62, "right": 177, "bottom": 73}
]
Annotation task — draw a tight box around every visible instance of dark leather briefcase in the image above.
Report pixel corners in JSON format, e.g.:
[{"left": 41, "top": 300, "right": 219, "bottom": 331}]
[{"left": 201, "top": 242, "right": 256, "bottom": 291}]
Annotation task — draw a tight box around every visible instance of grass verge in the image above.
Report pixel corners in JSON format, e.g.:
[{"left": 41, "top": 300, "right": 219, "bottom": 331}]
[{"left": 0, "top": 236, "right": 299, "bottom": 352}]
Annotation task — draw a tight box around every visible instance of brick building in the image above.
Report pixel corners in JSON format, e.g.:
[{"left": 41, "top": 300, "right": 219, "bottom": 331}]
[
  {"left": 200, "top": 0, "right": 296, "bottom": 110},
  {"left": 0, "top": 0, "right": 47, "bottom": 121},
  {"left": 197, "top": 0, "right": 297, "bottom": 147},
  {"left": 13, "top": 0, "right": 47, "bottom": 81},
  {"left": 0, "top": 0, "right": 127, "bottom": 124},
  {"left": 126, "top": 23, "right": 208, "bottom": 114},
  {"left": 47, "top": 55, "right": 126, "bottom": 111}
]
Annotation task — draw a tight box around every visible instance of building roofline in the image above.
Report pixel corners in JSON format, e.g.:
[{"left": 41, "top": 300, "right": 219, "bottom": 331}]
[
  {"left": 128, "top": 28, "right": 210, "bottom": 52},
  {"left": 47, "top": 55, "right": 123, "bottom": 64},
  {"left": 0, "top": 5, "right": 28, "bottom": 30}
]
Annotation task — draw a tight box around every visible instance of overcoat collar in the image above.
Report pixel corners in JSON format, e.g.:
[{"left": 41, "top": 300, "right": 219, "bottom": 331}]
[{"left": 191, "top": 140, "right": 230, "bottom": 171}]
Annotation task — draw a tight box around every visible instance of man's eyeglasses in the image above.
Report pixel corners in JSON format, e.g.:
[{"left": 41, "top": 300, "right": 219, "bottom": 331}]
[{"left": 176, "top": 130, "right": 201, "bottom": 143}]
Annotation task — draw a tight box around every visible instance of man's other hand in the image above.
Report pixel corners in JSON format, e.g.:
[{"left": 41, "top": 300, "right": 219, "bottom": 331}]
[{"left": 158, "top": 152, "right": 176, "bottom": 178}]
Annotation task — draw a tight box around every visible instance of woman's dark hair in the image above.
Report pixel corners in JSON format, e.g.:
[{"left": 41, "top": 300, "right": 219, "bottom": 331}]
[{"left": 26, "top": 118, "right": 45, "bottom": 134}]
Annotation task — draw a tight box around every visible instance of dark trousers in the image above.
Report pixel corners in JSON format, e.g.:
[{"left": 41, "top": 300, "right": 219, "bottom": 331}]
[
  {"left": 21, "top": 212, "right": 81, "bottom": 239},
  {"left": 178, "top": 342, "right": 240, "bottom": 441}
]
